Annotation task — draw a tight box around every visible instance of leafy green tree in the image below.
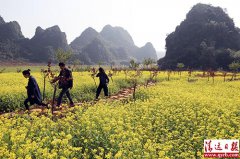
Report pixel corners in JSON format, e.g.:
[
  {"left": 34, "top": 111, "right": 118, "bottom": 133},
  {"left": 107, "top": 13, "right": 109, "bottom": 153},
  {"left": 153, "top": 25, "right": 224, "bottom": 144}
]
[
  {"left": 177, "top": 63, "right": 184, "bottom": 77},
  {"left": 72, "top": 59, "right": 81, "bottom": 71},
  {"left": 143, "top": 58, "right": 155, "bottom": 69},
  {"left": 110, "top": 61, "right": 115, "bottom": 69},
  {"left": 229, "top": 62, "right": 240, "bottom": 80},
  {"left": 55, "top": 48, "right": 72, "bottom": 63},
  {"left": 177, "top": 63, "right": 184, "bottom": 69},
  {"left": 229, "top": 62, "right": 240, "bottom": 72},
  {"left": 129, "top": 59, "right": 139, "bottom": 70},
  {"left": 159, "top": 3, "right": 240, "bottom": 70},
  {"left": 98, "top": 61, "right": 103, "bottom": 67}
]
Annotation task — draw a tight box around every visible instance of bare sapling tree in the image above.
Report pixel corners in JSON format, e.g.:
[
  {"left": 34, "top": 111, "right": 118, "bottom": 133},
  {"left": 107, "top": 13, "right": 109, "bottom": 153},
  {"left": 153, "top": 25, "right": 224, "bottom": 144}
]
[
  {"left": 145, "top": 70, "right": 158, "bottom": 88},
  {"left": 90, "top": 67, "right": 97, "bottom": 88},
  {"left": 108, "top": 70, "right": 113, "bottom": 82},
  {"left": 167, "top": 70, "right": 171, "bottom": 81},
  {"left": 187, "top": 68, "right": 192, "bottom": 82},
  {"left": 41, "top": 61, "right": 59, "bottom": 114},
  {"left": 207, "top": 69, "right": 215, "bottom": 83},
  {"left": 128, "top": 70, "right": 142, "bottom": 102}
]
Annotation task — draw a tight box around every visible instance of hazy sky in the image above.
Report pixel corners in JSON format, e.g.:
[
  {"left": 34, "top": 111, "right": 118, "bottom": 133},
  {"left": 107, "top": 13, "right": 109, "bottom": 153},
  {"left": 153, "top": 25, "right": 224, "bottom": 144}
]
[{"left": 0, "top": 0, "right": 239, "bottom": 56}]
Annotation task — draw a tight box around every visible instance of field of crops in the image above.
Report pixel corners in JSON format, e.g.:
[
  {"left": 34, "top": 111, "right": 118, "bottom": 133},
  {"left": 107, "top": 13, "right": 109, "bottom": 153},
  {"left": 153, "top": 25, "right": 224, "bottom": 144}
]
[
  {"left": 0, "top": 70, "right": 240, "bottom": 158},
  {"left": 0, "top": 68, "right": 154, "bottom": 112}
]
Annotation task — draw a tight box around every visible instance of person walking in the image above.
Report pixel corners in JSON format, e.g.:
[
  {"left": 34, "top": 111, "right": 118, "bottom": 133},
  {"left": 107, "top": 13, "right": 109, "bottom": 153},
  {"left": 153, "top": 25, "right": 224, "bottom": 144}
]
[
  {"left": 22, "top": 69, "right": 48, "bottom": 110},
  {"left": 96, "top": 67, "right": 109, "bottom": 99},
  {"left": 52, "top": 62, "right": 74, "bottom": 107}
]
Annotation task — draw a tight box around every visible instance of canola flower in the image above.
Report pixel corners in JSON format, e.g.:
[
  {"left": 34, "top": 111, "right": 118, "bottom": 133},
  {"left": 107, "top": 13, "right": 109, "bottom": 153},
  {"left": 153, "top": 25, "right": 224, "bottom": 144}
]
[
  {"left": 0, "top": 71, "right": 152, "bottom": 112},
  {"left": 0, "top": 71, "right": 239, "bottom": 158}
]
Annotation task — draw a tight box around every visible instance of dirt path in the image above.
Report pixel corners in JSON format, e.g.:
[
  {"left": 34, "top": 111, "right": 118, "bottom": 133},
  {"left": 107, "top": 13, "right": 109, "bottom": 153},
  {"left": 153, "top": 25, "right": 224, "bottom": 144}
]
[{"left": 1, "top": 82, "right": 156, "bottom": 118}]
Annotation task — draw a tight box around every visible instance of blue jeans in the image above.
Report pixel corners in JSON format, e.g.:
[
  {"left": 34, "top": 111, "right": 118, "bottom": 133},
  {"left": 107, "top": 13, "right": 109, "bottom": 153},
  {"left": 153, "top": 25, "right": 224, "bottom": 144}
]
[{"left": 57, "top": 87, "right": 73, "bottom": 106}]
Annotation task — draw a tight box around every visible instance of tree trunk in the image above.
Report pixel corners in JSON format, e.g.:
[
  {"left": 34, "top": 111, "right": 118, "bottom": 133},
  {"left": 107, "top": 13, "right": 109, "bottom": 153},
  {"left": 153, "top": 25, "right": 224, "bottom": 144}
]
[
  {"left": 43, "top": 75, "right": 46, "bottom": 101},
  {"left": 52, "top": 84, "right": 57, "bottom": 115}
]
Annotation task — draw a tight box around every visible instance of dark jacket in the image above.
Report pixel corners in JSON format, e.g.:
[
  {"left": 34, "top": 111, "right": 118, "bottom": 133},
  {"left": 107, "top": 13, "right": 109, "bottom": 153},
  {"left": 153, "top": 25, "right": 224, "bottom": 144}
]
[
  {"left": 96, "top": 72, "right": 109, "bottom": 85},
  {"left": 58, "top": 68, "right": 73, "bottom": 89},
  {"left": 27, "top": 76, "right": 42, "bottom": 103}
]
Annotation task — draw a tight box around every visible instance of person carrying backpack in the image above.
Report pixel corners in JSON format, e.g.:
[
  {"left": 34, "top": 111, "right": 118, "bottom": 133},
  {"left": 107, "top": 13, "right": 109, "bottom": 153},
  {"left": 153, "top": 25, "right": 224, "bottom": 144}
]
[{"left": 52, "top": 62, "right": 74, "bottom": 107}]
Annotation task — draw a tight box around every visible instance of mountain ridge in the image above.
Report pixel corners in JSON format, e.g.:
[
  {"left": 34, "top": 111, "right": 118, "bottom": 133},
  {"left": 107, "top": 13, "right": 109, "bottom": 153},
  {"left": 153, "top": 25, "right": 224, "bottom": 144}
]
[
  {"left": 0, "top": 16, "right": 157, "bottom": 64},
  {"left": 159, "top": 3, "right": 240, "bottom": 70}
]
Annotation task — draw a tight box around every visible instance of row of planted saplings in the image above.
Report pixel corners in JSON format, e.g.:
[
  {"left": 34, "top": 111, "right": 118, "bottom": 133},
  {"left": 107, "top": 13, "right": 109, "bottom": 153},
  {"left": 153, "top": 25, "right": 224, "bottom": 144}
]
[{"left": 163, "top": 69, "right": 239, "bottom": 83}]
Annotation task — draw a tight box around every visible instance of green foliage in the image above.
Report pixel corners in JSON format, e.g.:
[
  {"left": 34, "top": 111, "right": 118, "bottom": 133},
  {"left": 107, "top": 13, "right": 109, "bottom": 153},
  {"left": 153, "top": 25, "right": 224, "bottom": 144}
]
[
  {"left": 143, "top": 58, "right": 155, "bottom": 69},
  {"left": 129, "top": 59, "right": 139, "bottom": 69},
  {"left": 73, "top": 59, "right": 80, "bottom": 66},
  {"left": 55, "top": 48, "right": 72, "bottom": 63},
  {"left": 0, "top": 70, "right": 153, "bottom": 112},
  {"left": 177, "top": 63, "right": 184, "bottom": 69},
  {"left": 229, "top": 62, "right": 240, "bottom": 72},
  {"left": 0, "top": 73, "right": 240, "bottom": 158},
  {"left": 159, "top": 3, "right": 240, "bottom": 70},
  {"left": 230, "top": 50, "right": 240, "bottom": 61},
  {"left": 98, "top": 61, "right": 103, "bottom": 67}
]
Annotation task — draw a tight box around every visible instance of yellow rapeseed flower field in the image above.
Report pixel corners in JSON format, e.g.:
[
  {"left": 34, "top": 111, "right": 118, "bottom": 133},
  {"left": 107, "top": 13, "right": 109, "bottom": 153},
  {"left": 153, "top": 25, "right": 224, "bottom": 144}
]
[
  {"left": 0, "top": 71, "right": 239, "bottom": 158},
  {"left": 0, "top": 71, "right": 149, "bottom": 112}
]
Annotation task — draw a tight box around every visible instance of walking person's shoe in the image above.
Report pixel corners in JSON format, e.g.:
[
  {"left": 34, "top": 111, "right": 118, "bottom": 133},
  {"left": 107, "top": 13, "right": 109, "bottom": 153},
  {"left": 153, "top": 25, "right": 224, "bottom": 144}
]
[
  {"left": 94, "top": 98, "right": 100, "bottom": 101},
  {"left": 70, "top": 102, "right": 75, "bottom": 107},
  {"left": 41, "top": 103, "right": 49, "bottom": 109},
  {"left": 52, "top": 106, "right": 57, "bottom": 111},
  {"left": 45, "top": 103, "right": 50, "bottom": 109},
  {"left": 25, "top": 106, "right": 30, "bottom": 111},
  {"left": 51, "top": 104, "right": 60, "bottom": 111},
  {"left": 53, "top": 104, "right": 62, "bottom": 111}
]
